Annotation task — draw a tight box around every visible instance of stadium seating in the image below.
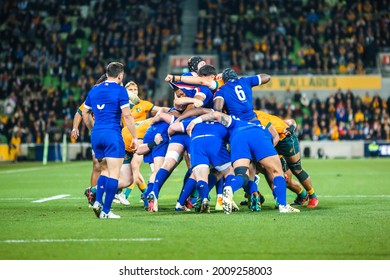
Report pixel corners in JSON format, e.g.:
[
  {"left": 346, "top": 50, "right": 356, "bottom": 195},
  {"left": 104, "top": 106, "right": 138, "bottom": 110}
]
[{"left": 0, "top": 0, "right": 389, "bottom": 147}]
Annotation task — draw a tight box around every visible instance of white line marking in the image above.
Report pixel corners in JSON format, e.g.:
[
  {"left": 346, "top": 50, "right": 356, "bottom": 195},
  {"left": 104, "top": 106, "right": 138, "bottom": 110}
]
[
  {"left": 0, "top": 162, "right": 88, "bottom": 175},
  {"left": 0, "top": 198, "right": 35, "bottom": 201},
  {"left": 319, "top": 195, "right": 390, "bottom": 198},
  {"left": 0, "top": 167, "right": 47, "bottom": 174},
  {"left": 32, "top": 194, "right": 70, "bottom": 203},
  {"left": 0, "top": 197, "right": 84, "bottom": 201},
  {"left": 0, "top": 238, "right": 161, "bottom": 244},
  {"left": 0, "top": 195, "right": 389, "bottom": 202}
]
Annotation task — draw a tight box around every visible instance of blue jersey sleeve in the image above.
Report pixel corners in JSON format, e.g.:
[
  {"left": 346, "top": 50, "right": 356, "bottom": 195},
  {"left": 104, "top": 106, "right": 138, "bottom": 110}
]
[
  {"left": 241, "top": 76, "right": 261, "bottom": 87},
  {"left": 181, "top": 117, "right": 196, "bottom": 131},
  {"left": 196, "top": 86, "right": 214, "bottom": 108},
  {"left": 84, "top": 95, "right": 91, "bottom": 109}
]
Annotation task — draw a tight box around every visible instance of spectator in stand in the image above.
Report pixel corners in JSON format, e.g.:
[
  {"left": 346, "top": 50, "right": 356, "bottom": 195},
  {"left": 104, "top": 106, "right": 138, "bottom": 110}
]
[
  {"left": 362, "top": 91, "right": 373, "bottom": 109},
  {"left": 197, "top": 0, "right": 388, "bottom": 75},
  {"left": 0, "top": 0, "right": 181, "bottom": 145}
]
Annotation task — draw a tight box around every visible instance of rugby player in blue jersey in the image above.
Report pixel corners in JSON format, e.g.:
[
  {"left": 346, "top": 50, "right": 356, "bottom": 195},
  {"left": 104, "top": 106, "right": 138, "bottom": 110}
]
[
  {"left": 213, "top": 68, "right": 271, "bottom": 122},
  {"left": 144, "top": 83, "right": 204, "bottom": 210},
  {"left": 145, "top": 112, "right": 193, "bottom": 212},
  {"left": 169, "top": 65, "right": 227, "bottom": 209},
  {"left": 137, "top": 111, "right": 171, "bottom": 212},
  {"left": 184, "top": 113, "right": 243, "bottom": 213},
  {"left": 137, "top": 84, "right": 203, "bottom": 212},
  {"left": 212, "top": 68, "right": 272, "bottom": 210},
  {"left": 187, "top": 111, "right": 300, "bottom": 214},
  {"left": 169, "top": 56, "right": 215, "bottom": 110},
  {"left": 82, "top": 62, "right": 138, "bottom": 219}
]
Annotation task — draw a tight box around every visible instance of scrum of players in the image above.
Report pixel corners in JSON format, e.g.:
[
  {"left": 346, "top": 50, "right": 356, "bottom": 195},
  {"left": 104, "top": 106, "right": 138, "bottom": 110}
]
[{"left": 74, "top": 56, "right": 319, "bottom": 219}]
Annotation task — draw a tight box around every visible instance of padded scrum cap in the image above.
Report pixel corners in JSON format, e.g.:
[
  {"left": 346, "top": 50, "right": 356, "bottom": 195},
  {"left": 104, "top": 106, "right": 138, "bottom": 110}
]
[
  {"left": 222, "top": 68, "right": 238, "bottom": 82},
  {"left": 188, "top": 56, "right": 204, "bottom": 73}
]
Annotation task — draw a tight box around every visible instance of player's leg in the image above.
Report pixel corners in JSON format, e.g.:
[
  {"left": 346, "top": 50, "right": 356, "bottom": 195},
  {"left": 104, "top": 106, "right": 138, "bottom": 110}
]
[
  {"left": 285, "top": 153, "right": 318, "bottom": 208},
  {"left": 220, "top": 158, "right": 251, "bottom": 214},
  {"left": 176, "top": 169, "right": 196, "bottom": 211},
  {"left": 192, "top": 164, "right": 211, "bottom": 213},
  {"left": 113, "top": 152, "right": 134, "bottom": 206},
  {"left": 92, "top": 159, "right": 108, "bottom": 217},
  {"left": 126, "top": 152, "right": 146, "bottom": 199},
  {"left": 259, "top": 155, "right": 299, "bottom": 213},
  {"left": 153, "top": 143, "right": 184, "bottom": 199},
  {"left": 84, "top": 152, "right": 101, "bottom": 206},
  {"left": 147, "top": 156, "right": 165, "bottom": 212},
  {"left": 99, "top": 157, "right": 123, "bottom": 218},
  {"left": 283, "top": 134, "right": 318, "bottom": 208}
]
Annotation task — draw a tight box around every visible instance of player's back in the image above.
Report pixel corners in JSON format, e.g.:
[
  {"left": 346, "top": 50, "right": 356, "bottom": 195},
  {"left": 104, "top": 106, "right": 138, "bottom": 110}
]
[
  {"left": 87, "top": 81, "right": 127, "bottom": 132},
  {"left": 227, "top": 116, "right": 263, "bottom": 140},
  {"left": 191, "top": 121, "right": 228, "bottom": 140},
  {"left": 255, "top": 110, "right": 288, "bottom": 140},
  {"left": 131, "top": 100, "right": 154, "bottom": 121},
  {"left": 143, "top": 120, "right": 170, "bottom": 144},
  {"left": 215, "top": 76, "right": 259, "bottom": 121}
]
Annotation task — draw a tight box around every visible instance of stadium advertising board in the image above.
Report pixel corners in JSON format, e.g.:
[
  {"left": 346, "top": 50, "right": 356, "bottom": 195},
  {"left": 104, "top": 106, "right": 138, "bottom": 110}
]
[
  {"left": 380, "top": 52, "right": 390, "bottom": 74},
  {"left": 364, "top": 142, "right": 390, "bottom": 158},
  {"left": 253, "top": 75, "right": 382, "bottom": 91},
  {"left": 380, "top": 52, "right": 390, "bottom": 67}
]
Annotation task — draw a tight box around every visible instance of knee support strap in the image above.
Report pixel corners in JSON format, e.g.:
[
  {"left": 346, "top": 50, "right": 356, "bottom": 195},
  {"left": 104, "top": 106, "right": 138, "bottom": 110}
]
[
  {"left": 288, "top": 159, "right": 309, "bottom": 181},
  {"left": 296, "top": 170, "right": 309, "bottom": 182},
  {"left": 234, "top": 166, "right": 249, "bottom": 190},
  {"left": 288, "top": 159, "right": 302, "bottom": 172}
]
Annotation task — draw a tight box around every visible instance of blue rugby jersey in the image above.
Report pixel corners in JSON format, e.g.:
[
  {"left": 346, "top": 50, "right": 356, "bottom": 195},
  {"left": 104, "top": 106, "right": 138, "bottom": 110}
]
[
  {"left": 214, "top": 75, "right": 262, "bottom": 121},
  {"left": 84, "top": 81, "right": 129, "bottom": 133}
]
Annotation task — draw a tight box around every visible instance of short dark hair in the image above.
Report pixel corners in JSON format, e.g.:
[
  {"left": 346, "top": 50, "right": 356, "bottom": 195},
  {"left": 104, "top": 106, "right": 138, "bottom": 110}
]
[
  {"left": 106, "top": 62, "right": 124, "bottom": 78},
  {"left": 222, "top": 68, "right": 238, "bottom": 82},
  {"left": 198, "top": 65, "right": 217, "bottom": 77}
]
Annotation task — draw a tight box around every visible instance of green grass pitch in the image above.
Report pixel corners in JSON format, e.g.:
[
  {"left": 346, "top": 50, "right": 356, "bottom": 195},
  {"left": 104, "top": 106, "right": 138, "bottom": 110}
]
[{"left": 0, "top": 158, "right": 389, "bottom": 260}]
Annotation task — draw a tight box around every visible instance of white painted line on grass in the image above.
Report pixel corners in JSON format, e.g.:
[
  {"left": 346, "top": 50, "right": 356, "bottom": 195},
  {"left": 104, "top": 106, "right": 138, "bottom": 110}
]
[
  {"left": 319, "top": 195, "right": 390, "bottom": 198},
  {"left": 0, "top": 238, "right": 161, "bottom": 244},
  {"left": 0, "top": 167, "right": 47, "bottom": 174},
  {"left": 0, "top": 198, "right": 36, "bottom": 201},
  {"left": 1, "top": 195, "right": 389, "bottom": 202},
  {"left": 0, "top": 197, "right": 84, "bottom": 201},
  {"left": 32, "top": 194, "right": 70, "bottom": 203},
  {"left": 0, "top": 162, "right": 88, "bottom": 175}
]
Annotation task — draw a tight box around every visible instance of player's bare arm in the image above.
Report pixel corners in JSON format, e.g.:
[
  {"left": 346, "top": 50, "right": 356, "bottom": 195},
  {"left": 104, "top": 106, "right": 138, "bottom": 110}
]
[
  {"left": 258, "top": 74, "right": 271, "bottom": 85},
  {"left": 168, "top": 122, "right": 184, "bottom": 136},
  {"left": 268, "top": 124, "right": 280, "bottom": 146},
  {"left": 71, "top": 112, "right": 82, "bottom": 140},
  {"left": 283, "top": 119, "right": 297, "bottom": 136},
  {"left": 166, "top": 74, "right": 215, "bottom": 89},
  {"left": 150, "top": 112, "right": 174, "bottom": 125},
  {"left": 122, "top": 106, "right": 138, "bottom": 150},
  {"left": 186, "top": 111, "right": 230, "bottom": 136},
  {"left": 135, "top": 133, "right": 163, "bottom": 155},
  {"left": 213, "top": 97, "right": 224, "bottom": 112},
  {"left": 81, "top": 107, "right": 94, "bottom": 130},
  {"left": 175, "top": 107, "right": 212, "bottom": 123},
  {"left": 151, "top": 106, "right": 170, "bottom": 117},
  {"left": 174, "top": 96, "right": 203, "bottom": 107}
]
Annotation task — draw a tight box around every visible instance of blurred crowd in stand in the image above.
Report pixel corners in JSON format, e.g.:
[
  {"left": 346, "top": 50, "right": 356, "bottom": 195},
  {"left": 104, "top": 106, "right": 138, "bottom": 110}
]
[
  {"left": 0, "top": 0, "right": 181, "bottom": 146},
  {"left": 254, "top": 88, "right": 390, "bottom": 141},
  {"left": 0, "top": 0, "right": 389, "bottom": 151},
  {"left": 196, "top": 0, "right": 389, "bottom": 74}
]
